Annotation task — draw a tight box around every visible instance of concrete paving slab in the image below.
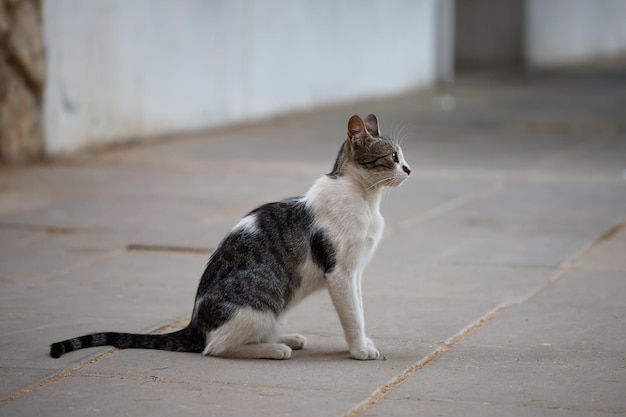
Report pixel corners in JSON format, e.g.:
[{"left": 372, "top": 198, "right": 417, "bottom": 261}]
[
  {"left": 466, "top": 300, "right": 626, "bottom": 353},
  {"left": 282, "top": 278, "right": 513, "bottom": 344},
  {"left": 0, "top": 170, "right": 316, "bottom": 250},
  {"left": 0, "top": 374, "right": 367, "bottom": 417},
  {"left": 2, "top": 63, "right": 626, "bottom": 416},
  {"left": 459, "top": 269, "right": 626, "bottom": 352},
  {"left": 0, "top": 228, "right": 41, "bottom": 250},
  {"left": 364, "top": 261, "right": 553, "bottom": 302},
  {"left": 41, "top": 250, "right": 206, "bottom": 290},
  {"left": 386, "top": 346, "right": 626, "bottom": 413},
  {"left": 538, "top": 136, "right": 626, "bottom": 179},
  {"left": 368, "top": 397, "right": 621, "bottom": 417},
  {"left": 128, "top": 223, "right": 230, "bottom": 252},
  {"left": 400, "top": 129, "right": 593, "bottom": 174},
  {"left": 74, "top": 337, "right": 436, "bottom": 393},
  {"left": 0, "top": 230, "right": 126, "bottom": 282},
  {"left": 377, "top": 220, "right": 573, "bottom": 267},
  {"left": 0, "top": 197, "right": 220, "bottom": 233},
  {"left": 0, "top": 367, "right": 57, "bottom": 400},
  {"left": 0, "top": 251, "right": 203, "bottom": 370},
  {"left": 377, "top": 262, "right": 626, "bottom": 415},
  {"left": 364, "top": 296, "right": 502, "bottom": 343},
  {"left": 89, "top": 124, "right": 341, "bottom": 178},
  {"left": 576, "top": 225, "right": 626, "bottom": 272},
  {"left": 379, "top": 177, "right": 492, "bottom": 230},
  {"left": 538, "top": 267, "right": 626, "bottom": 308},
  {"left": 378, "top": 181, "right": 626, "bottom": 267}
]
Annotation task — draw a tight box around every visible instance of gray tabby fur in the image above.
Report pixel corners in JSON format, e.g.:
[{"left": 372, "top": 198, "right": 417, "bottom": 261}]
[{"left": 50, "top": 114, "right": 411, "bottom": 360}]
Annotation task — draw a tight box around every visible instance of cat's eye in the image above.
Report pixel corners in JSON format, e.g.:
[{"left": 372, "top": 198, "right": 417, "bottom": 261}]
[{"left": 391, "top": 152, "right": 399, "bottom": 163}]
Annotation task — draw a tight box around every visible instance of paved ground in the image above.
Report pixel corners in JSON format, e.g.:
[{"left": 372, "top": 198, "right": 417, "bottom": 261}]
[{"left": 1, "top": 63, "right": 625, "bottom": 416}]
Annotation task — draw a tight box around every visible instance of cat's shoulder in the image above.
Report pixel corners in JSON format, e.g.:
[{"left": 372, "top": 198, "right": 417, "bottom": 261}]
[{"left": 236, "top": 195, "right": 313, "bottom": 233}]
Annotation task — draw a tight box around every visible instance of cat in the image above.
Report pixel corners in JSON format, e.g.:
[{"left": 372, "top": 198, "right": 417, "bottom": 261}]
[{"left": 50, "top": 114, "right": 411, "bottom": 360}]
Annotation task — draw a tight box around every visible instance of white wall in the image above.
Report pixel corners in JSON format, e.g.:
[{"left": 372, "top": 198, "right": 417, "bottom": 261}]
[
  {"left": 526, "top": 0, "right": 626, "bottom": 67},
  {"left": 44, "top": 0, "right": 438, "bottom": 155}
]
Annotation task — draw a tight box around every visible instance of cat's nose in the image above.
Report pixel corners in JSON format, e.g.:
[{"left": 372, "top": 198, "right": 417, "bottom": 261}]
[{"left": 402, "top": 165, "right": 411, "bottom": 175}]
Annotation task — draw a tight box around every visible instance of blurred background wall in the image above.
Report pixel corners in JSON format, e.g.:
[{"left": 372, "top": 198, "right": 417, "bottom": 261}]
[
  {"left": 525, "top": 0, "right": 626, "bottom": 67},
  {"left": 43, "top": 0, "right": 441, "bottom": 155},
  {"left": 1, "top": 0, "right": 626, "bottom": 162},
  {"left": 455, "top": 0, "right": 626, "bottom": 70}
]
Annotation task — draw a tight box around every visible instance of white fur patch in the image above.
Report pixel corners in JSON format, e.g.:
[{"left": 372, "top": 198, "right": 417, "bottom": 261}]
[
  {"left": 231, "top": 214, "right": 258, "bottom": 235},
  {"left": 287, "top": 254, "right": 326, "bottom": 310},
  {"left": 203, "top": 307, "right": 279, "bottom": 356},
  {"left": 305, "top": 175, "right": 384, "bottom": 273},
  {"left": 395, "top": 148, "right": 411, "bottom": 181}
]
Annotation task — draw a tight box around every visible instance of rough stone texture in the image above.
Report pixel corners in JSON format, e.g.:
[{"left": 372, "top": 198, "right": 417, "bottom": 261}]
[
  {"left": 0, "top": 51, "right": 43, "bottom": 161},
  {"left": 0, "top": 0, "right": 9, "bottom": 36},
  {"left": 7, "top": 0, "right": 44, "bottom": 90},
  {"left": 0, "top": 0, "right": 44, "bottom": 163},
  {"left": 0, "top": 63, "right": 625, "bottom": 416}
]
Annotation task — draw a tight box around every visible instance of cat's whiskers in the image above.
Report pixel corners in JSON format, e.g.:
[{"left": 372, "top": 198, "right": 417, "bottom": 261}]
[
  {"left": 395, "top": 122, "right": 412, "bottom": 146},
  {"left": 381, "top": 186, "right": 393, "bottom": 204},
  {"left": 390, "top": 123, "right": 405, "bottom": 145},
  {"left": 365, "top": 175, "right": 397, "bottom": 192}
]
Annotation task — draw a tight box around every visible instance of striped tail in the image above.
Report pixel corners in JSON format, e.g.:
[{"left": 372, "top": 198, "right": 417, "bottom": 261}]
[{"left": 49, "top": 326, "right": 204, "bottom": 358}]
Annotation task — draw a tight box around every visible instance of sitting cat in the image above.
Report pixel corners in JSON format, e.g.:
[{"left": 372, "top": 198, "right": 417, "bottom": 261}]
[{"left": 50, "top": 114, "right": 411, "bottom": 360}]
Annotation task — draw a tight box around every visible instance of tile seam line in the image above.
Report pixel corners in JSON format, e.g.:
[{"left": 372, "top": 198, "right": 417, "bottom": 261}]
[
  {"left": 0, "top": 319, "right": 181, "bottom": 404},
  {"left": 0, "top": 349, "right": 119, "bottom": 405},
  {"left": 383, "top": 181, "right": 505, "bottom": 240},
  {"left": 343, "top": 302, "right": 510, "bottom": 417},
  {"left": 382, "top": 396, "right": 626, "bottom": 415},
  {"left": 0, "top": 222, "right": 115, "bottom": 234},
  {"left": 73, "top": 373, "right": 368, "bottom": 395},
  {"left": 519, "top": 215, "right": 626, "bottom": 306},
  {"left": 126, "top": 243, "right": 213, "bottom": 256},
  {"left": 4, "top": 249, "right": 124, "bottom": 284},
  {"left": 344, "top": 216, "right": 626, "bottom": 416}
]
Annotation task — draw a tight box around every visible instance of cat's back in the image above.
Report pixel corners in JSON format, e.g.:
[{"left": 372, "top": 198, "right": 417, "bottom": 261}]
[
  {"left": 197, "top": 198, "right": 313, "bottom": 287},
  {"left": 209, "top": 196, "right": 313, "bottom": 270},
  {"left": 192, "top": 195, "right": 332, "bottom": 322}
]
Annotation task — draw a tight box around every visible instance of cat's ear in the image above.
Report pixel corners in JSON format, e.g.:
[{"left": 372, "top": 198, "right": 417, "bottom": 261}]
[
  {"left": 348, "top": 115, "right": 370, "bottom": 148},
  {"left": 364, "top": 114, "right": 380, "bottom": 137}
]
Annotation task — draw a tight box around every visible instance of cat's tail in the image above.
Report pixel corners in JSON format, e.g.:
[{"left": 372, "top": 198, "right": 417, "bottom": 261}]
[{"left": 49, "top": 326, "right": 205, "bottom": 358}]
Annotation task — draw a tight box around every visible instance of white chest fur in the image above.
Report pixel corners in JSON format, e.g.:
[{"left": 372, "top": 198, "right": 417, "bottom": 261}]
[{"left": 305, "top": 175, "right": 384, "bottom": 273}]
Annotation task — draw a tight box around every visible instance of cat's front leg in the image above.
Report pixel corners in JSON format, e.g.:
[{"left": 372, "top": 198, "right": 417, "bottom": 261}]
[
  {"left": 356, "top": 272, "right": 378, "bottom": 355},
  {"left": 326, "top": 270, "right": 379, "bottom": 360}
]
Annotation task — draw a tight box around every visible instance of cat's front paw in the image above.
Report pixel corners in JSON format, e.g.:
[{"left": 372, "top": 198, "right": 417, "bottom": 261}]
[
  {"left": 280, "top": 333, "right": 307, "bottom": 350},
  {"left": 269, "top": 344, "right": 293, "bottom": 360},
  {"left": 350, "top": 344, "right": 380, "bottom": 360}
]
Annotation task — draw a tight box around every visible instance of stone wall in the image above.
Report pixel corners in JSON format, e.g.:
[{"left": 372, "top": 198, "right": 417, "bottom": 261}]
[{"left": 0, "top": 0, "right": 44, "bottom": 163}]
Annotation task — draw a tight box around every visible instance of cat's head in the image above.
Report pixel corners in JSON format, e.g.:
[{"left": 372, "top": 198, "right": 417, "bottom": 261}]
[{"left": 330, "top": 114, "right": 411, "bottom": 188}]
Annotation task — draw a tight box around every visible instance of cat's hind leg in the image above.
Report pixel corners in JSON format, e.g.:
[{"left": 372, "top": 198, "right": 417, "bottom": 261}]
[{"left": 202, "top": 307, "right": 292, "bottom": 360}]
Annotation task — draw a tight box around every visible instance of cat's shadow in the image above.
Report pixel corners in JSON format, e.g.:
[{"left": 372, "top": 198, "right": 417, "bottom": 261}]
[{"left": 293, "top": 349, "right": 352, "bottom": 361}]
